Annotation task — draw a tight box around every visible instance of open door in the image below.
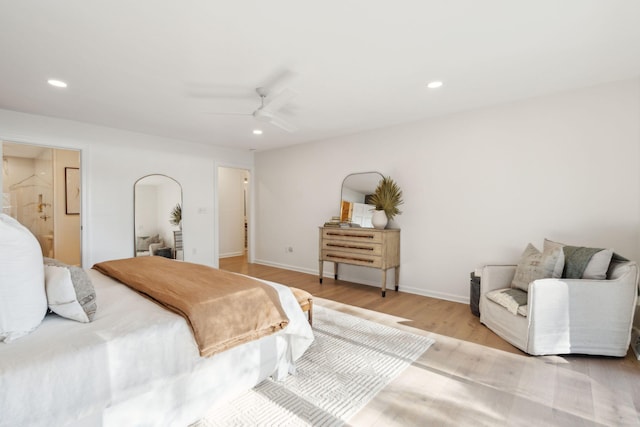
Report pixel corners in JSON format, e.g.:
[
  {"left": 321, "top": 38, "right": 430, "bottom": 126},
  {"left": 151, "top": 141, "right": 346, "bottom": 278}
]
[
  {"left": 1, "top": 140, "right": 81, "bottom": 265},
  {"left": 218, "top": 167, "right": 250, "bottom": 262}
]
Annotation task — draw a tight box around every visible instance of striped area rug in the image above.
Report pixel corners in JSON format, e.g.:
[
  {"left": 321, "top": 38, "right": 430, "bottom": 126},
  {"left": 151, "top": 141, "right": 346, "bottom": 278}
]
[{"left": 202, "top": 305, "right": 435, "bottom": 426}]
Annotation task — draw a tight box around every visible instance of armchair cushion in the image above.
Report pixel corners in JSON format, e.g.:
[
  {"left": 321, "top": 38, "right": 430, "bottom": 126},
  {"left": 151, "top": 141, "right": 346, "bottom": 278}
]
[
  {"left": 485, "top": 288, "right": 528, "bottom": 316},
  {"left": 511, "top": 243, "right": 564, "bottom": 292}
]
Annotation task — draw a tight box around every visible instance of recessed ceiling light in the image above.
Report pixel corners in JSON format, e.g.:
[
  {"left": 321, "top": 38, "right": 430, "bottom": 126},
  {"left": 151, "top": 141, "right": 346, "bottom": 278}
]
[
  {"left": 47, "top": 79, "right": 68, "bottom": 88},
  {"left": 427, "top": 81, "right": 443, "bottom": 89},
  {"left": 253, "top": 129, "right": 263, "bottom": 135}
]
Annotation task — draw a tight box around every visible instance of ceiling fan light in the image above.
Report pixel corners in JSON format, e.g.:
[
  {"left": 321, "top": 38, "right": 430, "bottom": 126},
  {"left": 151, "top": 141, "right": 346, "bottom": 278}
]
[
  {"left": 47, "top": 79, "right": 68, "bottom": 88},
  {"left": 253, "top": 129, "right": 263, "bottom": 135},
  {"left": 427, "top": 81, "right": 443, "bottom": 89}
]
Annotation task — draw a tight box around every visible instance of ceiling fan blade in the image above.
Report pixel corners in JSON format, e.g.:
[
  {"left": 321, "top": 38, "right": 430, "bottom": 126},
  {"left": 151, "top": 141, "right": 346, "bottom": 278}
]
[
  {"left": 185, "top": 83, "right": 255, "bottom": 99},
  {"left": 267, "top": 113, "right": 298, "bottom": 133},
  {"left": 202, "top": 111, "right": 252, "bottom": 116},
  {"left": 259, "top": 68, "right": 296, "bottom": 94},
  {"left": 263, "top": 87, "right": 297, "bottom": 112},
  {"left": 253, "top": 109, "right": 297, "bottom": 132},
  {"left": 193, "top": 68, "right": 299, "bottom": 132}
]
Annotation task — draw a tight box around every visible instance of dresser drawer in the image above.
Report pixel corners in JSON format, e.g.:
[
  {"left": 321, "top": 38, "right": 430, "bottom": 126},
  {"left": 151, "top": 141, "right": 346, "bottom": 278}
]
[
  {"left": 322, "top": 228, "right": 382, "bottom": 244},
  {"left": 322, "top": 250, "right": 382, "bottom": 268},
  {"left": 321, "top": 240, "right": 382, "bottom": 256}
]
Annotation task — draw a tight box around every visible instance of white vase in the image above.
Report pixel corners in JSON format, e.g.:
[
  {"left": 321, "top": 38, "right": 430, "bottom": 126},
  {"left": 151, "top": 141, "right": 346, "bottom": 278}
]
[{"left": 371, "top": 210, "right": 388, "bottom": 229}]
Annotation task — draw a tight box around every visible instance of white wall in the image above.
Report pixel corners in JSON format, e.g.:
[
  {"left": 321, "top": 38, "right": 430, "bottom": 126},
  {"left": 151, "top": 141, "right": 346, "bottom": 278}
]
[
  {"left": 255, "top": 78, "right": 640, "bottom": 303},
  {"left": 135, "top": 185, "right": 160, "bottom": 236},
  {"left": 0, "top": 109, "right": 253, "bottom": 268}
]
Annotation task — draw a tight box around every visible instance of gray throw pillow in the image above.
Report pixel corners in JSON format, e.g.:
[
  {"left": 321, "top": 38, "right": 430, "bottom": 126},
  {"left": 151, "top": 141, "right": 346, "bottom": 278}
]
[
  {"left": 544, "top": 239, "right": 613, "bottom": 280},
  {"left": 511, "top": 243, "right": 564, "bottom": 292}
]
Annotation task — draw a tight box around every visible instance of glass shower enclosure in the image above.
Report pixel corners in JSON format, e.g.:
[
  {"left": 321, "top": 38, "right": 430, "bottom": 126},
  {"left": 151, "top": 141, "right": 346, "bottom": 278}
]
[{"left": 2, "top": 144, "right": 55, "bottom": 257}]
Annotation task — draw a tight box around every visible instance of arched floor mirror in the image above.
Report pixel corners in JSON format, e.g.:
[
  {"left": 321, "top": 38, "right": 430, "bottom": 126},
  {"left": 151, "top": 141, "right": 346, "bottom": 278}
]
[{"left": 134, "top": 174, "right": 183, "bottom": 260}]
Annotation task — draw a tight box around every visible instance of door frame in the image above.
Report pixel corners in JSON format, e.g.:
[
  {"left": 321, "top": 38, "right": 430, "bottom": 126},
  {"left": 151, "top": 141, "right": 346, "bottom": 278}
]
[
  {"left": 215, "top": 163, "right": 254, "bottom": 267},
  {"left": 1, "top": 139, "right": 84, "bottom": 265}
]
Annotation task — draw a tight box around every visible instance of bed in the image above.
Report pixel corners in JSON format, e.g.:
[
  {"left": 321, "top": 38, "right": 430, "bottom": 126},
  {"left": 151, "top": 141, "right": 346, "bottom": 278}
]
[{"left": 0, "top": 262, "right": 314, "bottom": 426}]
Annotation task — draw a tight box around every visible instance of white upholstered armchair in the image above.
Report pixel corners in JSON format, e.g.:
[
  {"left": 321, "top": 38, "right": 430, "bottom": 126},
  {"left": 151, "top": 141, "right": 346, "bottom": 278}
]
[{"left": 480, "top": 257, "right": 639, "bottom": 356}]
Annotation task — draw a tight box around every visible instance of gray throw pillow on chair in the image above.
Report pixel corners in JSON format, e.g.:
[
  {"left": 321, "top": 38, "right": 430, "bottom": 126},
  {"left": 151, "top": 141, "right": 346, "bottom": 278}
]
[{"left": 511, "top": 243, "right": 564, "bottom": 292}]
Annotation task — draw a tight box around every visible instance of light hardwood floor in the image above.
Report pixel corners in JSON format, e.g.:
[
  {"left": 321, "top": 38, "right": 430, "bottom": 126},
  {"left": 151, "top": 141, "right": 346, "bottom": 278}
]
[{"left": 220, "top": 255, "right": 640, "bottom": 426}]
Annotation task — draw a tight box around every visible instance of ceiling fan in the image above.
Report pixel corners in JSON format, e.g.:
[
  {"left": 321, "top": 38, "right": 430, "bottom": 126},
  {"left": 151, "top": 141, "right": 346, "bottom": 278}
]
[
  {"left": 230, "top": 87, "right": 298, "bottom": 133},
  {"left": 195, "top": 70, "right": 299, "bottom": 133}
]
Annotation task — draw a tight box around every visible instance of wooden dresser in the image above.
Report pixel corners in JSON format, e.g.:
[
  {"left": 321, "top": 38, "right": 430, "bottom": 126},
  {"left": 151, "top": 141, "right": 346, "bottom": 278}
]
[{"left": 318, "top": 226, "right": 400, "bottom": 297}]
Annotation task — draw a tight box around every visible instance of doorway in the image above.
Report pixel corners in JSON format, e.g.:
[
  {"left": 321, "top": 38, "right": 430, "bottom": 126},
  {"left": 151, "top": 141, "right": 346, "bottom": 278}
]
[
  {"left": 218, "top": 167, "right": 250, "bottom": 261},
  {"left": 1, "top": 140, "right": 81, "bottom": 265}
]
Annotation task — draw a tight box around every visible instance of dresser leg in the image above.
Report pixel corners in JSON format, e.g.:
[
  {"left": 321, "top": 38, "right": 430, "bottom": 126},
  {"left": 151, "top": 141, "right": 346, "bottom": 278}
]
[
  {"left": 318, "top": 261, "right": 323, "bottom": 284},
  {"left": 395, "top": 266, "right": 400, "bottom": 291},
  {"left": 381, "top": 270, "right": 387, "bottom": 297},
  {"left": 334, "top": 262, "right": 338, "bottom": 280}
]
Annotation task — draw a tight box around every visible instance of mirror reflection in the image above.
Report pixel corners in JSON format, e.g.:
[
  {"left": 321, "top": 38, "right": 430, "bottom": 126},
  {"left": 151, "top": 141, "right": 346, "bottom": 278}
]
[
  {"left": 134, "top": 174, "right": 183, "bottom": 260},
  {"left": 340, "top": 171, "right": 383, "bottom": 227}
]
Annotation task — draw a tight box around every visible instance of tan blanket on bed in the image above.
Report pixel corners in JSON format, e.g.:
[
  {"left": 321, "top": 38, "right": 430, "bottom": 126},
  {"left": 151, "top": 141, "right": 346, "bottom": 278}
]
[{"left": 93, "top": 257, "right": 289, "bottom": 357}]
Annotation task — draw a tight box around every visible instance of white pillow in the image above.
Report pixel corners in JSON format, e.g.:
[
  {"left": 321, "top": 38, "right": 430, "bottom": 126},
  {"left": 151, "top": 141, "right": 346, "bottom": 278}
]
[
  {"left": 44, "top": 258, "right": 96, "bottom": 323},
  {"left": 0, "top": 214, "right": 47, "bottom": 343}
]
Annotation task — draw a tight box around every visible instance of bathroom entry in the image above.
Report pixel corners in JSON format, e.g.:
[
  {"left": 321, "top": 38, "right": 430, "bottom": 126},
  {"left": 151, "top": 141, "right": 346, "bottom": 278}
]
[
  {"left": 1, "top": 141, "right": 81, "bottom": 265},
  {"left": 218, "top": 167, "right": 250, "bottom": 260}
]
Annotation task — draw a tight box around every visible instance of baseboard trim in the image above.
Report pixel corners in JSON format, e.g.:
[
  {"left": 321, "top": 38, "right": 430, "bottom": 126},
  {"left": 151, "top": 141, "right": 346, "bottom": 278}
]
[
  {"left": 395, "top": 285, "right": 469, "bottom": 304},
  {"left": 253, "top": 259, "right": 469, "bottom": 304},
  {"left": 253, "top": 259, "right": 318, "bottom": 276},
  {"left": 219, "top": 251, "right": 245, "bottom": 259}
]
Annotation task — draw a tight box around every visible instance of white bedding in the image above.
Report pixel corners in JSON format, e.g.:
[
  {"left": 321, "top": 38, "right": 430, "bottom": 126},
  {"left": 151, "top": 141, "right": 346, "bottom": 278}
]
[{"left": 0, "top": 269, "right": 314, "bottom": 427}]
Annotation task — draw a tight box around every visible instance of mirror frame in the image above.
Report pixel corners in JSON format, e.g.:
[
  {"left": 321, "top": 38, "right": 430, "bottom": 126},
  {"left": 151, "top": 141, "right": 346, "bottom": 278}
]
[
  {"left": 133, "top": 174, "right": 183, "bottom": 259},
  {"left": 340, "top": 171, "right": 383, "bottom": 224}
]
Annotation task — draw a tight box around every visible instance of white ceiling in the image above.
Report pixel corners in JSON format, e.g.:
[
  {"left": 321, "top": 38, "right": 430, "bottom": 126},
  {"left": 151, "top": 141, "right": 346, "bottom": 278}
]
[{"left": 1, "top": 1, "right": 639, "bottom": 152}]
